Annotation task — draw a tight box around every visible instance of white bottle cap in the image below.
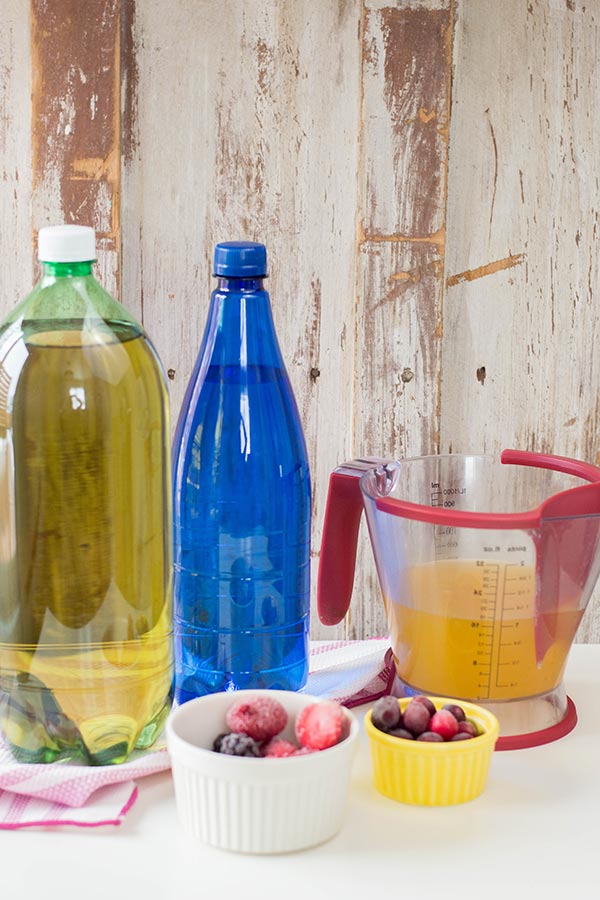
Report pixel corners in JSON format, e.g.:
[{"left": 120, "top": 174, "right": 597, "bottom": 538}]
[{"left": 38, "top": 225, "right": 96, "bottom": 262}]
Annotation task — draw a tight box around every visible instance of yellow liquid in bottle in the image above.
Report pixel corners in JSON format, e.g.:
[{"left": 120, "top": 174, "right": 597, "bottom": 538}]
[
  {"left": 384, "top": 560, "right": 582, "bottom": 701},
  {"left": 0, "top": 322, "right": 172, "bottom": 764}
]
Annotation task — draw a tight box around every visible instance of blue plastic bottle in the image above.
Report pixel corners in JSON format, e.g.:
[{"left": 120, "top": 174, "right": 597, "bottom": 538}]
[{"left": 172, "top": 242, "right": 311, "bottom": 701}]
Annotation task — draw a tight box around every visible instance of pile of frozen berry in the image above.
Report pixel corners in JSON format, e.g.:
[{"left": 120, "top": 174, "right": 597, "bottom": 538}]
[
  {"left": 213, "top": 695, "right": 348, "bottom": 758},
  {"left": 370, "top": 695, "right": 481, "bottom": 742}
]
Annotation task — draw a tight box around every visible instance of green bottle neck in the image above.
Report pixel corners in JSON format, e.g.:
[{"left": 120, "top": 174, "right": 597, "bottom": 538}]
[{"left": 41, "top": 261, "right": 94, "bottom": 278}]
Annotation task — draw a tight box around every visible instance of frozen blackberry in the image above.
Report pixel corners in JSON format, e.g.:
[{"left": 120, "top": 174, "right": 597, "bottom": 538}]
[
  {"left": 212, "top": 732, "right": 229, "bottom": 753},
  {"left": 218, "top": 732, "right": 262, "bottom": 757}
]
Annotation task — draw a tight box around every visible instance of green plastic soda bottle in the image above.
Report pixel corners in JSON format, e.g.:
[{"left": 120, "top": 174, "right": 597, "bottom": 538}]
[{"left": 0, "top": 225, "right": 173, "bottom": 764}]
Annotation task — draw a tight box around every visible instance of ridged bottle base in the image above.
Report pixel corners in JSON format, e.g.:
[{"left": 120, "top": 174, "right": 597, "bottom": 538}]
[
  {"left": 0, "top": 682, "right": 172, "bottom": 766},
  {"left": 174, "top": 654, "right": 308, "bottom": 704}
]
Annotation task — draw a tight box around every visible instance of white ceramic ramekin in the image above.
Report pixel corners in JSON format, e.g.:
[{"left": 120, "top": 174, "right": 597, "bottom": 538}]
[{"left": 166, "top": 689, "right": 359, "bottom": 854}]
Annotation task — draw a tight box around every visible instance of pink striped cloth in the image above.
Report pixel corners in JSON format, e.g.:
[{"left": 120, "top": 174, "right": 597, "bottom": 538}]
[{"left": 0, "top": 638, "right": 392, "bottom": 829}]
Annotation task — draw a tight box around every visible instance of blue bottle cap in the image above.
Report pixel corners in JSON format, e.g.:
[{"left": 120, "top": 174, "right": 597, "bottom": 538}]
[{"left": 213, "top": 241, "right": 268, "bottom": 277}]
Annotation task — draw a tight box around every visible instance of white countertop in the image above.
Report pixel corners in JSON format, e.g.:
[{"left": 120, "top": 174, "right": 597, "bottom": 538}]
[{"left": 4, "top": 644, "right": 600, "bottom": 899}]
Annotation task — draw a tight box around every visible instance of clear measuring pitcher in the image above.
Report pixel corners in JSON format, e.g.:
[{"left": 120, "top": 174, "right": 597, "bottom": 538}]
[{"left": 318, "top": 450, "right": 600, "bottom": 749}]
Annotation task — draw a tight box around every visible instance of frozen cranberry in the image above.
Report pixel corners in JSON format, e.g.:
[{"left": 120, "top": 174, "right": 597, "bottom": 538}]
[
  {"left": 429, "top": 709, "right": 459, "bottom": 740},
  {"left": 387, "top": 727, "right": 414, "bottom": 740},
  {"left": 402, "top": 699, "right": 431, "bottom": 736},
  {"left": 371, "top": 696, "right": 401, "bottom": 732},
  {"left": 458, "top": 720, "right": 478, "bottom": 737},
  {"left": 442, "top": 703, "right": 466, "bottom": 722},
  {"left": 413, "top": 696, "right": 436, "bottom": 717},
  {"left": 416, "top": 731, "right": 444, "bottom": 742}
]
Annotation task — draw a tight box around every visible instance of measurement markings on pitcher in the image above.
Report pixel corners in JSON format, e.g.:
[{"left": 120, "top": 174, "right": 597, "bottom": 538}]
[
  {"left": 473, "top": 562, "right": 500, "bottom": 698},
  {"left": 495, "top": 563, "right": 528, "bottom": 690},
  {"left": 431, "top": 483, "right": 465, "bottom": 558}
]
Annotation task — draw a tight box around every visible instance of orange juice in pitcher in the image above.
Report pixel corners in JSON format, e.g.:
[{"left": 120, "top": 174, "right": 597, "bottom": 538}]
[{"left": 385, "top": 559, "right": 584, "bottom": 702}]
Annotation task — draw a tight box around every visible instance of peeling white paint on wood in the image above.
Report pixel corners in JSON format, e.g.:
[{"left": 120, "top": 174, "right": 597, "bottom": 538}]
[
  {"left": 30, "top": 0, "right": 120, "bottom": 296},
  {"left": 349, "top": 0, "right": 452, "bottom": 640},
  {"left": 442, "top": 0, "right": 600, "bottom": 641},
  {"left": 124, "top": 0, "right": 361, "bottom": 640},
  {"left": 0, "top": 2, "right": 32, "bottom": 318}
]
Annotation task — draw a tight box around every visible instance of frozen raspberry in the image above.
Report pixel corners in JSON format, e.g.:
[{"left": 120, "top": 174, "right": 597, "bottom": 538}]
[
  {"left": 226, "top": 696, "right": 288, "bottom": 742},
  {"left": 264, "top": 738, "right": 298, "bottom": 758},
  {"left": 218, "top": 732, "right": 262, "bottom": 757},
  {"left": 295, "top": 700, "right": 346, "bottom": 750},
  {"left": 293, "top": 747, "right": 315, "bottom": 756}
]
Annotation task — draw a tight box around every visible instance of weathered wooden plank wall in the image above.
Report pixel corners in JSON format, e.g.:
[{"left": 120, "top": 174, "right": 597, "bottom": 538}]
[
  {"left": 441, "top": 0, "right": 600, "bottom": 640},
  {"left": 352, "top": 0, "right": 452, "bottom": 639},
  {"left": 0, "top": 2, "right": 31, "bottom": 309},
  {"left": 0, "top": 0, "right": 599, "bottom": 641},
  {"left": 31, "top": 0, "right": 121, "bottom": 294}
]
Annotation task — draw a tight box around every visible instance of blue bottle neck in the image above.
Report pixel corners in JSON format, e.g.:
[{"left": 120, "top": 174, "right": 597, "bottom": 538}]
[
  {"left": 202, "top": 276, "right": 283, "bottom": 370},
  {"left": 215, "top": 276, "right": 265, "bottom": 292}
]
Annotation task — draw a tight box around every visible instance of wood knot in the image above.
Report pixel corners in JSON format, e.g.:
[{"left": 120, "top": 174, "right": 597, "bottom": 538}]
[
  {"left": 310, "top": 367, "right": 320, "bottom": 383},
  {"left": 476, "top": 366, "right": 486, "bottom": 385},
  {"left": 167, "top": 368, "right": 176, "bottom": 381},
  {"left": 401, "top": 367, "right": 414, "bottom": 383}
]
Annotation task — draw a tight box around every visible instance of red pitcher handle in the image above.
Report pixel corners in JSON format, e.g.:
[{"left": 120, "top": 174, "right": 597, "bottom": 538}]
[
  {"left": 318, "top": 458, "right": 392, "bottom": 625},
  {"left": 317, "top": 471, "right": 364, "bottom": 625},
  {"left": 501, "top": 448, "right": 600, "bottom": 484}
]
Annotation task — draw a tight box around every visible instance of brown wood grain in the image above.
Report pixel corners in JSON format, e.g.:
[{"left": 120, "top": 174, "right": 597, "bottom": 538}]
[
  {"left": 440, "top": 0, "right": 600, "bottom": 642},
  {"left": 350, "top": 1, "right": 453, "bottom": 639},
  {"left": 31, "top": 0, "right": 121, "bottom": 294},
  {"left": 0, "top": 2, "right": 32, "bottom": 319},
  {"left": 122, "top": 1, "right": 362, "bottom": 641},
  {"left": 362, "top": 1, "right": 452, "bottom": 239}
]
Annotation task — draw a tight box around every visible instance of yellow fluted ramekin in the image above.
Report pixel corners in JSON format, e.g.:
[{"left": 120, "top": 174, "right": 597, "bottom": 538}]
[{"left": 365, "top": 697, "right": 499, "bottom": 806}]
